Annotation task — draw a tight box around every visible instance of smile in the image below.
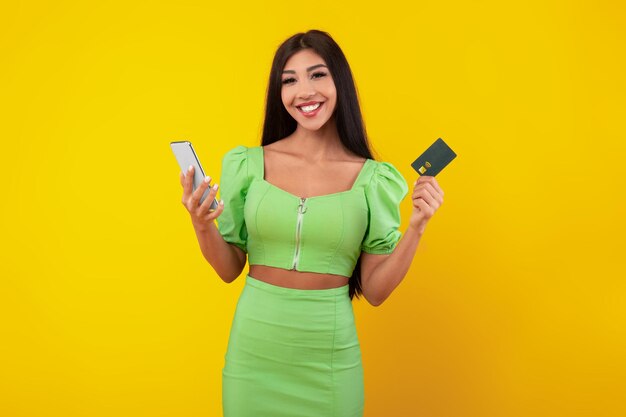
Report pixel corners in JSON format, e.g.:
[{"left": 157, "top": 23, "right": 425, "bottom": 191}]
[{"left": 296, "top": 102, "right": 323, "bottom": 116}]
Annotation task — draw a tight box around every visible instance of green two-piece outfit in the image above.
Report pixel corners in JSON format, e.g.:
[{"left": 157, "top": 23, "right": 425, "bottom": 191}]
[{"left": 217, "top": 145, "right": 408, "bottom": 417}]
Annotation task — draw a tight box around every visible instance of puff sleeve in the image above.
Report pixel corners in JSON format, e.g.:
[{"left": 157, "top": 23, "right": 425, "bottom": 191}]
[
  {"left": 361, "top": 161, "right": 409, "bottom": 254},
  {"left": 216, "top": 145, "right": 250, "bottom": 252}
]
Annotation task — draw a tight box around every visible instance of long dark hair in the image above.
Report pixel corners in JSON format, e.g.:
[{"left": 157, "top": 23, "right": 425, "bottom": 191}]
[{"left": 261, "top": 29, "right": 377, "bottom": 301}]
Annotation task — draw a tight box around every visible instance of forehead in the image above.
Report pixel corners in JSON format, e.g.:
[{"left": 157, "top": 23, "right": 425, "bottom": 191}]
[{"left": 283, "top": 49, "right": 327, "bottom": 72}]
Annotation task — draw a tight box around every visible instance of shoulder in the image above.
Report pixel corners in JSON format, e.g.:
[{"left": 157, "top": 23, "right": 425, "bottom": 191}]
[
  {"left": 369, "top": 160, "right": 406, "bottom": 183},
  {"left": 365, "top": 159, "right": 409, "bottom": 198},
  {"left": 222, "top": 144, "right": 265, "bottom": 163},
  {"left": 221, "top": 145, "right": 268, "bottom": 183},
  {"left": 223, "top": 144, "right": 249, "bottom": 159},
  {"left": 221, "top": 145, "right": 250, "bottom": 177}
]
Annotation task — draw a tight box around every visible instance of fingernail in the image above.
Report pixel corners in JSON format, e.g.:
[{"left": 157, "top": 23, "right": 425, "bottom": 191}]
[
  {"left": 188, "top": 165, "right": 193, "bottom": 172},
  {"left": 220, "top": 199, "right": 224, "bottom": 205},
  {"left": 212, "top": 183, "right": 219, "bottom": 190},
  {"left": 204, "top": 176, "right": 211, "bottom": 183}
]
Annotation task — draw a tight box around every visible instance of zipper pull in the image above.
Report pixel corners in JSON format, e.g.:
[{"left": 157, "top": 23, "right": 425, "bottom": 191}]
[{"left": 298, "top": 197, "right": 307, "bottom": 214}]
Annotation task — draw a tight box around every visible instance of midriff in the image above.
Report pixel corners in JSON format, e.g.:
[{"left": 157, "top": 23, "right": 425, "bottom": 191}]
[{"left": 248, "top": 264, "right": 350, "bottom": 289}]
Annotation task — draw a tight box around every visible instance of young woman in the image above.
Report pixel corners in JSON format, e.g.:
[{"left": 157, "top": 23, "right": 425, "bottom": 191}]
[{"left": 179, "top": 30, "right": 444, "bottom": 417}]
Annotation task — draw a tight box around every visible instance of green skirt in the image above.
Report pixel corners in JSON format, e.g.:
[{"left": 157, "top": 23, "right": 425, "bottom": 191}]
[{"left": 222, "top": 274, "right": 364, "bottom": 417}]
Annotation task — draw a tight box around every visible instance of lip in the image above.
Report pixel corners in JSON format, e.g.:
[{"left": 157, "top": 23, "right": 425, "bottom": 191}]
[
  {"left": 296, "top": 101, "right": 324, "bottom": 117},
  {"left": 296, "top": 101, "right": 321, "bottom": 107}
]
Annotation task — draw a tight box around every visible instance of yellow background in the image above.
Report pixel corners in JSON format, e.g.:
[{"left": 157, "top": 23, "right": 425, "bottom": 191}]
[{"left": 1, "top": 1, "right": 624, "bottom": 416}]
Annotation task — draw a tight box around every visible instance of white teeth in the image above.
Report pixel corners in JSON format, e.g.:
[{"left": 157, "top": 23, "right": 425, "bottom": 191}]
[{"left": 300, "top": 103, "right": 321, "bottom": 112}]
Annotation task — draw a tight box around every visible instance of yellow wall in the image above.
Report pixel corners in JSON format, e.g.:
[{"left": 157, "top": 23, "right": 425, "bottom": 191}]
[{"left": 1, "top": 1, "right": 624, "bottom": 416}]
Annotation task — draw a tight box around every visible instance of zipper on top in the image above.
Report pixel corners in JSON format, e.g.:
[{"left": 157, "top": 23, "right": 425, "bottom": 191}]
[{"left": 291, "top": 197, "right": 307, "bottom": 270}]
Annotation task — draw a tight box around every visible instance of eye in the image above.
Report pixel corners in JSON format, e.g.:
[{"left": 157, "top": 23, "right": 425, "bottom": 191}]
[
  {"left": 282, "top": 77, "right": 296, "bottom": 85},
  {"left": 312, "top": 72, "right": 327, "bottom": 79}
]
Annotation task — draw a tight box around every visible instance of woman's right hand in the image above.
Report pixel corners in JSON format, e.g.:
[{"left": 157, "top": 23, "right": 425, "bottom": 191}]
[{"left": 180, "top": 165, "right": 224, "bottom": 231}]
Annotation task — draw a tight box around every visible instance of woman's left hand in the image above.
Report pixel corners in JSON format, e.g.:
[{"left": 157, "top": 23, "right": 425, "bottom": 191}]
[{"left": 409, "top": 176, "right": 444, "bottom": 235}]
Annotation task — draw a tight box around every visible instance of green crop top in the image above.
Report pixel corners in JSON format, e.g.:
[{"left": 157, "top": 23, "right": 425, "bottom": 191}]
[{"left": 216, "top": 145, "right": 409, "bottom": 277}]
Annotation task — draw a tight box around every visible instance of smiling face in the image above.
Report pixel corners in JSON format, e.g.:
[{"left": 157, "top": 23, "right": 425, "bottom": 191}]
[{"left": 280, "top": 49, "right": 337, "bottom": 132}]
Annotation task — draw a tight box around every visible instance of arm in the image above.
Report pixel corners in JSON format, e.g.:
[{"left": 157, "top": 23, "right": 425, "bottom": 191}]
[
  {"left": 360, "top": 225, "right": 423, "bottom": 306},
  {"left": 192, "top": 221, "right": 247, "bottom": 283},
  {"left": 180, "top": 167, "right": 246, "bottom": 284},
  {"left": 360, "top": 175, "right": 444, "bottom": 306}
]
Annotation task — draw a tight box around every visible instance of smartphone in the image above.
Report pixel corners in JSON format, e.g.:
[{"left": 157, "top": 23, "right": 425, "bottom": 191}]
[{"left": 170, "top": 141, "right": 218, "bottom": 210}]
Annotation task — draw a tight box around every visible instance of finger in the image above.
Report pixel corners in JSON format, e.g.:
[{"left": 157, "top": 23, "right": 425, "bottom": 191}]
[
  {"left": 412, "top": 182, "right": 435, "bottom": 198},
  {"left": 182, "top": 165, "right": 194, "bottom": 202},
  {"left": 190, "top": 175, "right": 212, "bottom": 208},
  {"left": 413, "top": 184, "right": 443, "bottom": 209},
  {"left": 413, "top": 182, "right": 443, "bottom": 205},
  {"left": 416, "top": 176, "right": 434, "bottom": 184},
  {"left": 414, "top": 198, "right": 435, "bottom": 218},
  {"left": 205, "top": 198, "right": 225, "bottom": 222},
  {"left": 428, "top": 178, "right": 444, "bottom": 197},
  {"left": 417, "top": 176, "right": 444, "bottom": 197},
  {"left": 426, "top": 181, "right": 444, "bottom": 204},
  {"left": 200, "top": 197, "right": 223, "bottom": 224},
  {"left": 412, "top": 185, "right": 439, "bottom": 209},
  {"left": 198, "top": 182, "right": 219, "bottom": 215}
]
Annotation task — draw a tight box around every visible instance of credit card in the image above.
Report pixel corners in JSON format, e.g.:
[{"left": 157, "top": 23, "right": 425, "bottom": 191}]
[{"left": 411, "top": 138, "right": 457, "bottom": 176}]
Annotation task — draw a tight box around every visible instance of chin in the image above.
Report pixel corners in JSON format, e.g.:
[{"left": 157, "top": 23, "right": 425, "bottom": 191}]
[
  {"left": 301, "top": 122, "right": 325, "bottom": 131},
  {"left": 297, "top": 117, "right": 332, "bottom": 131}
]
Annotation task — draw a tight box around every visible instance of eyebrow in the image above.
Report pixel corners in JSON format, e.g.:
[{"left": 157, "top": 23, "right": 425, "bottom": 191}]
[{"left": 282, "top": 64, "right": 328, "bottom": 74}]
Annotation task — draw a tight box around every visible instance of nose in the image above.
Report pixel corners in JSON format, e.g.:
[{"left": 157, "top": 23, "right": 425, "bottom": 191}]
[{"left": 296, "top": 79, "right": 316, "bottom": 100}]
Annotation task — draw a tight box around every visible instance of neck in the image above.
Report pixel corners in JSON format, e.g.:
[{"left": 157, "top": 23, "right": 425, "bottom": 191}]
[{"left": 290, "top": 117, "right": 344, "bottom": 161}]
